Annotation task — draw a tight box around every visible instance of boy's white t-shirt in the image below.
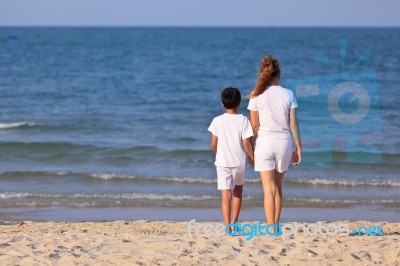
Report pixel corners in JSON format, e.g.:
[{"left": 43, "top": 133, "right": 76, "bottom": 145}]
[
  {"left": 208, "top": 113, "right": 254, "bottom": 167},
  {"left": 247, "top": 85, "right": 298, "bottom": 139}
]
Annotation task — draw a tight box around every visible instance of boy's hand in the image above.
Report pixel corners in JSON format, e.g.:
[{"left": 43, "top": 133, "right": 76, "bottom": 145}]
[{"left": 249, "top": 157, "right": 254, "bottom": 166}]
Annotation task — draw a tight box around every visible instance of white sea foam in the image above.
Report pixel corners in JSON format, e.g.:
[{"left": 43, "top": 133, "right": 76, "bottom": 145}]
[
  {"left": 286, "top": 178, "right": 400, "bottom": 187},
  {"left": 89, "top": 173, "right": 400, "bottom": 187},
  {"left": 0, "top": 192, "right": 398, "bottom": 206},
  {"left": 0, "top": 192, "right": 219, "bottom": 201},
  {"left": 88, "top": 173, "right": 260, "bottom": 184},
  {"left": 287, "top": 198, "right": 399, "bottom": 204},
  {"left": 0, "top": 121, "right": 37, "bottom": 130}
]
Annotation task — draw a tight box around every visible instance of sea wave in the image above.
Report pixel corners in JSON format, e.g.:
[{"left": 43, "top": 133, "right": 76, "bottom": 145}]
[
  {"left": 0, "top": 140, "right": 398, "bottom": 167},
  {"left": 0, "top": 121, "right": 38, "bottom": 130},
  {"left": 89, "top": 173, "right": 219, "bottom": 183},
  {"left": 89, "top": 173, "right": 400, "bottom": 187},
  {"left": 1, "top": 192, "right": 399, "bottom": 203},
  {"left": 0, "top": 192, "right": 398, "bottom": 209},
  {"left": 0, "top": 170, "right": 398, "bottom": 188},
  {"left": 89, "top": 173, "right": 265, "bottom": 184},
  {"left": 0, "top": 192, "right": 218, "bottom": 201},
  {"left": 284, "top": 178, "right": 400, "bottom": 188}
]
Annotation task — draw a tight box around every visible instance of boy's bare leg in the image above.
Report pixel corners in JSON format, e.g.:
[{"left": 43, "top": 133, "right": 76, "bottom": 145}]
[
  {"left": 230, "top": 185, "right": 243, "bottom": 224},
  {"left": 221, "top": 189, "right": 232, "bottom": 226},
  {"left": 260, "top": 170, "right": 277, "bottom": 233},
  {"left": 274, "top": 170, "right": 285, "bottom": 225}
]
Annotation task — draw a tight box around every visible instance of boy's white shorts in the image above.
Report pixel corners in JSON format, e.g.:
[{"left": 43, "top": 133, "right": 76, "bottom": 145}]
[
  {"left": 216, "top": 165, "right": 245, "bottom": 190},
  {"left": 254, "top": 137, "right": 292, "bottom": 173}
]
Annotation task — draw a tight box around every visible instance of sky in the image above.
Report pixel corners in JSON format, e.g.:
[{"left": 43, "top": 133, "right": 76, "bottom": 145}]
[{"left": 0, "top": 0, "right": 399, "bottom": 27}]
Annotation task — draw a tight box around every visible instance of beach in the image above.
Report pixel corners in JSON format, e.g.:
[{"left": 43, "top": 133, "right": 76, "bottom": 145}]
[{"left": 0, "top": 220, "right": 398, "bottom": 265}]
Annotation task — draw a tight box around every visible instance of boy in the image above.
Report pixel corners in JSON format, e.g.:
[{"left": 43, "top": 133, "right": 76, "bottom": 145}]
[{"left": 208, "top": 87, "right": 254, "bottom": 227}]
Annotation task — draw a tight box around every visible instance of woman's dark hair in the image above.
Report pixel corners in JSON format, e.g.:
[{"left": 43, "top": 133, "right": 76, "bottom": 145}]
[
  {"left": 250, "top": 55, "right": 280, "bottom": 98},
  {"left": 221, "top": 87, "right": 241, "bottom": 109}
]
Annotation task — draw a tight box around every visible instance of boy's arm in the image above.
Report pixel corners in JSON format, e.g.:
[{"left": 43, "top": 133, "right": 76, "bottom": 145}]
[
  {"left": 210, "top": 135, "right": 218, "bottom": 154},
  {"left": 242, "top": 137, "right": 254, "bottom": 166}
]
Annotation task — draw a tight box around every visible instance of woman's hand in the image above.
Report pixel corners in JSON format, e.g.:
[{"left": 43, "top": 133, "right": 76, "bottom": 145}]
[
  {"left": 289, "top": 108, "right": 302, "bottom": 168},
  {"left": 292, "top": 149, "right": 302, "bottom": 167}
]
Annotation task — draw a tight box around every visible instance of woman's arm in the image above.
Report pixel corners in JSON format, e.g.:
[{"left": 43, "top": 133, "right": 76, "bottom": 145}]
[
  {"left": 249, "top": 110, "right": 260, "bottom": 146},
  {"left": 289, "top": 108, "right": 302, "bottom": 166}
]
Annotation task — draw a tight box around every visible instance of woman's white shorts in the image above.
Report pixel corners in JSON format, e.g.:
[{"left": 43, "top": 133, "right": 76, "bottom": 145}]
[{"left": 254, "top": 137, "right": 292, "bottom": 173}]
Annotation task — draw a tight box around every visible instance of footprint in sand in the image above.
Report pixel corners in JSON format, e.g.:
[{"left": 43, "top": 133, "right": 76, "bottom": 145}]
[
  {"left": 179, "top": 249, "right": 193, "bottom": 257},
  {"left": 210, "top": 242, "right": 219, "bottom": 248},
  {"left": 73, "top": 245, "right": 88, "bottom": 253},
  {"left": 49, "top": 252, "right": 61, "bottom": 260},
  {"left": 56, "top": 245, "right": 67, "bottom": 252},
  {"left": 232, "top": 246, "right": 241, "bottom": 252},
  {"left": 306, "top": 248, "right": 318, "bottom": 257},
  {"left": 359, "top": 251, "right": 372, "bottom": 259},
  {"left": 270, "top": 255, "right": 278, "bottom": 263},
  {"left": 198, "top": 249, "right": 212, "bottom": 254},
  {"left": 351, "top": 251, "right": 372, "bottom": 261},
  {"left": 279, "top": 248, "right": 287, "bottom": 256},
  {"left": 0, "top": 243, "right": 11, "bottom": 248},
  {"left": 26, "top": 243, "right": 37, "bottom": 250},
  {"left": 286, "top": 242, "right": 296, "bottom": 250},
  {"left": 10, "top": 236, "right": 25, "bottom": 242},
  {"left": 264, "top": 244, "right": 276, "bottom": 249},
  {"left": 258, "top": 250, "right": 268, "bottom": 255}
]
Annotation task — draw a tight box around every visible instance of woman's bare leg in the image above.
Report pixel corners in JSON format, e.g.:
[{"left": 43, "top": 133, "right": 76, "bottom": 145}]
[
  {"left": 231, "top": 185, "right": 243, "bottom": 224},
  {"left": 221, "top": 189, "right": 232, "bottom": 226},
  {"left": 260, "top": 170, "right": 276, "bottom": 228},
  {"left": 274, "top": 170, "right": 285, "bottom": 224}
]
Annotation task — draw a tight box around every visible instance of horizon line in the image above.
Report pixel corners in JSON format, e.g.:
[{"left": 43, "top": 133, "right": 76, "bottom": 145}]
[{"left": 1, "top": 25, "right": 399, "bottom": 29}]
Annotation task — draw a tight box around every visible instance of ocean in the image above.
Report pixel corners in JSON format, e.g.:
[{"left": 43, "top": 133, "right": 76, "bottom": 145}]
[{"left": 0, "top": 27, "right": 399, "bottom": 222}]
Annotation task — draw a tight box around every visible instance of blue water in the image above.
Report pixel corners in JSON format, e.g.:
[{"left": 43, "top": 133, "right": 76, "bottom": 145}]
[{"left": 0, "top": 27, "right": 399, "bottom": 222}]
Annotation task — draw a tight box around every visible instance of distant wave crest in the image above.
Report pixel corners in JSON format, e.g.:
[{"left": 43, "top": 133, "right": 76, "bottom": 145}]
[
  {"left": 285, "top": 178, "right": 400, "bottom": 188},
  {"left": 89, "top": 173, "right": 262, "bottom": 184},
  {"left": 0, "top": 121, "right": 38, "bottom": 130},
  {"left": 0, "top": 192, "right": 218, "bottom": 201},
  {"left": 0, "top": 192, "right": 398, "bottom": 209},
  {"left": 89, "top": 173, "right": 400, "bottom": 187},
  {"left": 0, "top": 171, "right": 398, "bottom": 188}
]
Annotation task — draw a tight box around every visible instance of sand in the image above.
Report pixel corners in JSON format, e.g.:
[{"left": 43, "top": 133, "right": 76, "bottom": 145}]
[{"left": 0, "top": 220, "right": 398, "bottom": 265}]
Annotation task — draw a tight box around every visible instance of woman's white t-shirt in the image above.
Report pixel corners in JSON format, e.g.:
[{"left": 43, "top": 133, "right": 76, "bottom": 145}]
[
  {"left": 247, "top": 85, "right": 298, "bottom": 139},
  {"left": 208, "top": 113, "right": 254, "bottom": 167}
]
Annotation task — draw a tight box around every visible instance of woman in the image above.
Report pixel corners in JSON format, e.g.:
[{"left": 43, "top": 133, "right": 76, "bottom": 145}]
[{"left": 248, "top": 55, "right": 302, "bottom": 229}]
